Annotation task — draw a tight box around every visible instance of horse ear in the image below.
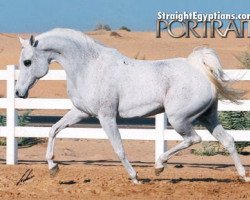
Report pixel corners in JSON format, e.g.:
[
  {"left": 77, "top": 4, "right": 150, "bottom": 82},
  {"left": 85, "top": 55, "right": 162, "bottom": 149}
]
[
  {"left": 33, "top": 40, "right": 39, "bottom": 47},
  {"left": 19, "top": 36, "right": 26, "bottom": 46},
  {"left": 29, "top": 35, "right": 35, "bottom": 46},
  {"left": 29, "top": 35, "right": 39, "bottom": 47}
]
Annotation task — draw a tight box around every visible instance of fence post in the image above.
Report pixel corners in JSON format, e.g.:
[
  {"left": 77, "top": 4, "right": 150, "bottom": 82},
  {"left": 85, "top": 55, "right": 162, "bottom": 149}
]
[
  {"left": 6, "top": 65, "right": 18, "bottom": 165},
  {"left": 155, "top": 113, "right": 167, "bottom": 162}
]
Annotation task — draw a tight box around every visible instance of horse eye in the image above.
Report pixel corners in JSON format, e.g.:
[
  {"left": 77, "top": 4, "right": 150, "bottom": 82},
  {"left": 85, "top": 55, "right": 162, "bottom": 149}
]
[{"left": 23, "top": 60, "right": 32, "bottom": 67}]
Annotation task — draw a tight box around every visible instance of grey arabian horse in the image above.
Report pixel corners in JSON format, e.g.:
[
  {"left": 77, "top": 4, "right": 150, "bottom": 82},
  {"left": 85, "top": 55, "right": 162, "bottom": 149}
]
[{"left": 15, "top": 28, "right": 249, "bottom": 184}]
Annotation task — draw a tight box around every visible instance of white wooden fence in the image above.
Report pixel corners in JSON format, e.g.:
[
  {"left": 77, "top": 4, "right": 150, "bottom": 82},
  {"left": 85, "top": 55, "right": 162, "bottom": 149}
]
[{"left": 0, "top": 65, "right": 250, "bottom": 165}]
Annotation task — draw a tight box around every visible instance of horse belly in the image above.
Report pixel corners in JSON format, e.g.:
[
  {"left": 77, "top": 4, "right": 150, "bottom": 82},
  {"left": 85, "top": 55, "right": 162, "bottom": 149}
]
[
  {"left": 117, "top": 81, "right": 166, "bottom": 118},
  {"left": 118, "top": 100, "right": 164, "bottom": 118}
]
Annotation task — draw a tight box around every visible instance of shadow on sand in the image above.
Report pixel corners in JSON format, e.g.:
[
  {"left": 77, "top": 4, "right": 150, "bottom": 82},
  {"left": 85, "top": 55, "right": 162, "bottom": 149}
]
[
  {"left": 139, "top": 177, "right": 235, "bottom": 184},
  {"left": 1, "top": 158, "right": 249, "bottom": 170},
  {"left": 0, "top": 159, "right": 245, "bottom": 184}
]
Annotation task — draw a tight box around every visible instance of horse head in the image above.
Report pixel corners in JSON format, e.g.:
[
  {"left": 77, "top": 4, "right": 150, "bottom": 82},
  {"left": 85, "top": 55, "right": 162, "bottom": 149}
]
[{"left": 15, "top": 35, "right": 49, "bottom": 98}]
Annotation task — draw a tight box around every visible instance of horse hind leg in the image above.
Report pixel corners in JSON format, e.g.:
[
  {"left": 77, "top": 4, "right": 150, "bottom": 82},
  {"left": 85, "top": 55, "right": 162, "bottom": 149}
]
[
  {"left": 199, "top": 105, "right": 250, "bottom": 182},
  {"left": 212, "top": 125, "right": 250, "bottom": 182},
  {"left": 155, "top": 117, "right": 201, "bottom": 176}
]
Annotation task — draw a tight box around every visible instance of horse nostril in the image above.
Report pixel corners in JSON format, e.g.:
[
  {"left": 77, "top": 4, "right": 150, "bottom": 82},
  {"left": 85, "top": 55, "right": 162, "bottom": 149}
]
[{"left": 15, "top": 90, "right": 19, "bottom": 97}]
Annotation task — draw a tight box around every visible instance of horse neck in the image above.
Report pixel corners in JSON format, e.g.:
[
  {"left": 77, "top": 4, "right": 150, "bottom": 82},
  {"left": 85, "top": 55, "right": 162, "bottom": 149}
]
[{"left": 39, "top": 35, "right": 99, "bottom": 78}]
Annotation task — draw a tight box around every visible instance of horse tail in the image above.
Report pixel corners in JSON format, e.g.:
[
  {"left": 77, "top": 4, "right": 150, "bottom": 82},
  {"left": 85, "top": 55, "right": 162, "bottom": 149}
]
[{"left": 187, "top": 46, "right": 241, "bottom": 103}]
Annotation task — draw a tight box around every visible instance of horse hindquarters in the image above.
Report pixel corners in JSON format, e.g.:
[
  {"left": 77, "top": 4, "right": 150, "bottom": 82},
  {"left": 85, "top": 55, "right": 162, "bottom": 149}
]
[{"left": 154, "top": 94, "right": 208, "bottom": 174}]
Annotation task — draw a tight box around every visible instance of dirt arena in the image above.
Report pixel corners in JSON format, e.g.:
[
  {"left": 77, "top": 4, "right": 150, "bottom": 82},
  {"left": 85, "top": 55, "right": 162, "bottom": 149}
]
[
  {"left": 0, "top": 140, "right": 249, "bottom": 199},
  {"left": 0, "top": 30, "right": 249, "bottom": 199}
]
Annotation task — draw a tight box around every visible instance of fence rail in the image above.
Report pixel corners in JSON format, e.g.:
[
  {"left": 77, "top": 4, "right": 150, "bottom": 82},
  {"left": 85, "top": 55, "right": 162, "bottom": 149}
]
[{"left": 0, "top": 65, "right": 250, "bottom": 164}]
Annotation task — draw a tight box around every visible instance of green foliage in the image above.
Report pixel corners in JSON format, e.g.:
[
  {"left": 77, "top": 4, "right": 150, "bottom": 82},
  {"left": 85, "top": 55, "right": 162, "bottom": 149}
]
[
  {"left": 193, "top": 111, "right": 250, "bottom": 156},
  {"left": 0, "top": 138, "right": 6, "bottom": 146},
  {"left": 0, "top": 116, "right": 6, "bottom": 126},
  {"left": 119, "top": 26, "right": 131, "bottom": 32},
  {"left": 0, "top": 110, "right": 40, "bottom": 147},
  {"left": 236, "top": 48, "right": 250, "bottom": 69},
  {"left": 219, "top": 111, "right": 250, "bottom": 153},
  {"left": 17, "top": 138, "right": 43, "bottom": 147},
  {"left": 0, "top": 115, "right": 7, "bottom": 145},
  {"left": 0, "top": 110, "right": 32, "bottom": 127},
  {"left": 17, "top": 110, "right": 35, "bottom": 147},
  {"left": 191, "top": 142, "right": 221, "bottom": 156},
  {"left": 94, "top": 24, "right": 111, "bottom": 31},
  {"left": 18, "top": 110, "right": 32, "bottom": 126},
  {"left": 219, "top": 111, "right": 249, "bottom": 130}
]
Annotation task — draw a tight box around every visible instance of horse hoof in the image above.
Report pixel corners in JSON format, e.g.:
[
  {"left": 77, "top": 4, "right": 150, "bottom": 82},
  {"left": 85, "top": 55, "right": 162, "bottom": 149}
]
[
  {"left": 244, "top": 177, "right": 250, "bottom": 182},
  {"left": 240, "top": 176, "right": 250, "bottom": 182},
  {"left": 155, "top": 167, "right": 164, "bottom": 176},
  {"left": 132, "top": 178, "right": 142, "bottom": 185},
  {"left": 49, "top": 164, "right": 59, "bottom": 177}
]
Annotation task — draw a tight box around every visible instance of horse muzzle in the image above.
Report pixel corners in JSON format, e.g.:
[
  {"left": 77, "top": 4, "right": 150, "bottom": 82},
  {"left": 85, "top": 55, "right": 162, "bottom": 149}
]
[{"left": 15, "top": 90, "right": 29, "bottom": 99}]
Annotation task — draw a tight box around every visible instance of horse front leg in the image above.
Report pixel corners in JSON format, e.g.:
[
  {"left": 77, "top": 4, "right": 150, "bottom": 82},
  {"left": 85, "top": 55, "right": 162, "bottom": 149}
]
[
  {"left": 98, "top": 114, "right": 140, "bottom": 184},
  {"left": 46, "top": 107, "right": 89, "bottom": 176}
]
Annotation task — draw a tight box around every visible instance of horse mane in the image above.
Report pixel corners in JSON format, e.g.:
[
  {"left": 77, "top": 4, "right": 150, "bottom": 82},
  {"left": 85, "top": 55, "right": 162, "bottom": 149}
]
[
  {"left": 37, "top": 28, "right": 91, "bottom": 43},
  {"left": 36, "top": 28, "right": 107, "bottom": 52}
]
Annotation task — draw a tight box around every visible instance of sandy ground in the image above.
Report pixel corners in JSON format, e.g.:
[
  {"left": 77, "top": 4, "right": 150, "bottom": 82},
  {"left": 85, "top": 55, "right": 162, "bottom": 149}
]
[
  {"left": 0, "top": 140, "right": 250, "bottom": 199},
  {"left": 0, "top": 30, "right": 249, "bottom": 199}
]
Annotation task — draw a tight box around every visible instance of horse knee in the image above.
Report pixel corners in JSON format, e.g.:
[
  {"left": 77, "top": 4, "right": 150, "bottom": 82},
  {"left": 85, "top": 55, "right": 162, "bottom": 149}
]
[
  {"left": 183, "top": 134, "right": 201, "bottom": 148},
  {"left": 222, "top": 134, "right": 236, "bottom": 153},
  {"left": 213, "top": 125, "right": 236, "bottom": 153},
  {"left": 191, "top": 134, "right": 202, "bottom": 144}
]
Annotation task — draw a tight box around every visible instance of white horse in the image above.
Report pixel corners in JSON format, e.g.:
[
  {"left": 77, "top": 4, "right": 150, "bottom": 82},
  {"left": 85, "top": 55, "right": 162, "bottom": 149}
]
[{"left": 15, "top": 28, "right": 249, "bottom": 184}]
